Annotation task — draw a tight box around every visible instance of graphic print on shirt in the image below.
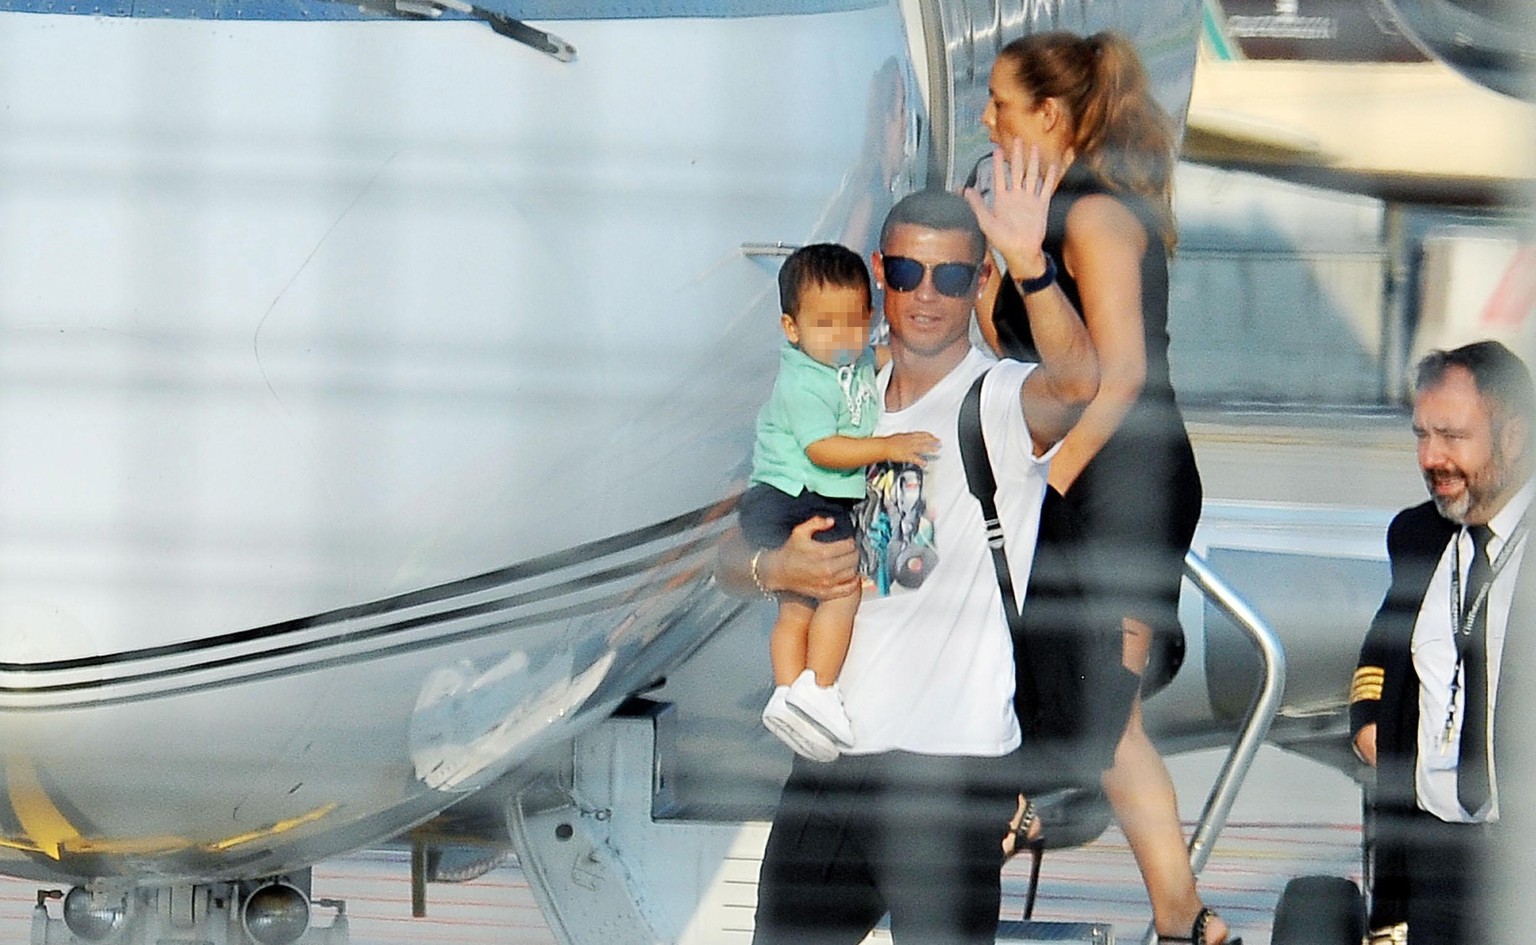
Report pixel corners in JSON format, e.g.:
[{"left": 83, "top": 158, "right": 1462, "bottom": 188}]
[
  {"left": 837, "top": 359, "right": 879, "bottom": 430},
  {"left": 858, "top": 461, "right": 938, "bottom": 597}
]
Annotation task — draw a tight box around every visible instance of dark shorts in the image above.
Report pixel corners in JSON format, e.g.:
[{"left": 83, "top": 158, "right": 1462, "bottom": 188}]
[
  {"left": 752, "top": 749, "right": 1023, "bottom": 945},
  {"left": 738, "top": 482, "right": 859, "bottom": 549}
]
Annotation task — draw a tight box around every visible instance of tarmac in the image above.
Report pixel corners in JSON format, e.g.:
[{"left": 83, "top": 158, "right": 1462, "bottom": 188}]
[{"left": 0, "top": 744, "right": 1364, "bottom": 945}]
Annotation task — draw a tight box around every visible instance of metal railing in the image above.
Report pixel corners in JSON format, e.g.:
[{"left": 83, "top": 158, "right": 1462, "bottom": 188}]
[{"left": 1137, "top": 551, "right": 1287, "bottom": 945}]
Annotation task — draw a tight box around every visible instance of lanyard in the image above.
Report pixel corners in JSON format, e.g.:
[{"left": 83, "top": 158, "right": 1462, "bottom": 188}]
[{"left": 1442, "top": 521, "right": 1528, "bottom": 752}]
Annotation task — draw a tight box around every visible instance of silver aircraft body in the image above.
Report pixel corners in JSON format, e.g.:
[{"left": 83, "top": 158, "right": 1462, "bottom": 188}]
[
  {"left": 0, "top": 0, "right": 1529, "bottom": 942},
  {"left": 0, "top": 0, "right": 925, "bottom": 889}
]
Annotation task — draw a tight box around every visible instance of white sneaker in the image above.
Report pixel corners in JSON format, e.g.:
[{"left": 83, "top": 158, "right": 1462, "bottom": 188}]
[
  {"left": 762, "top": 686, "right": 839, "bottom": 763},
  {"left": 786, "top": 669, "right": 855, "bottom": 748}
]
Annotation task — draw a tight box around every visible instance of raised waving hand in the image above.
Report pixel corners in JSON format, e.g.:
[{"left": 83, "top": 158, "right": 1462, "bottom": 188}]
[{"left": 963, "top": 138, "right": 1062, "bottom": 282}]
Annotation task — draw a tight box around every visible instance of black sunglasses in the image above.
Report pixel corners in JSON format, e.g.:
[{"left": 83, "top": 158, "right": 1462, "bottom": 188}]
[{"left": 881, "top": 256, "right": 979, "bottom": 298}]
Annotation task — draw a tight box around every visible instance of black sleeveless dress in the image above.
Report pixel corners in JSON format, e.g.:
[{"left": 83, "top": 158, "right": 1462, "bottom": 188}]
[{"left": 993, "top": 166, "right": 1202, "bottom": 694}]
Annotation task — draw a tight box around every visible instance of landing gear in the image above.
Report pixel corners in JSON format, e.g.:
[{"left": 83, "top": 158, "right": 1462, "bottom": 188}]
[
  {"left": 29, "top": 875, "right": 348, "bottom": 945},
  {"left": 1270, "top": 875, "right": 1365, "bottom": 945}
]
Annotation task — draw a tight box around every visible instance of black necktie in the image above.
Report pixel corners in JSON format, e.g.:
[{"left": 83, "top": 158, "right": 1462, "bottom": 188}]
[{"left": 1459, "top": 523, "right": 1494, "bottom": 815}]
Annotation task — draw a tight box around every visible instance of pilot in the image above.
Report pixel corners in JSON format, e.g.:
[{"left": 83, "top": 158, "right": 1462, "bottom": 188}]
[
  {"left": 1350, "top": 339, "right": 1535, "bottom": 945},
  {"left": 721, "top": 159, "right": 1098, "bottom": 944}
]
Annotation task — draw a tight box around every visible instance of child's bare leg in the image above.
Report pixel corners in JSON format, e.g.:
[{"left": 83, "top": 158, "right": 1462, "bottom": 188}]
[
  {"left": 785, "top": 591, "right": 858, "bottom": 748},
  {"left": 805, "top": 592, "right": 860, "bottom": 686},
  {"left": 762, "top": 594, "right": 841, "bottom": 762},
  {"left": 768, "top": 595, "right": 816, "bottom": 686}
]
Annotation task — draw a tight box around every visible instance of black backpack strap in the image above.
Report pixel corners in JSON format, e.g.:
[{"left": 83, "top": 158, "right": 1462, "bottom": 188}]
[
  {"left": 960, "top": 367, "right": 1140, "bottom": 800},
  {"left": 958, "top": 371, "right": 1039, "bottom": 710}
]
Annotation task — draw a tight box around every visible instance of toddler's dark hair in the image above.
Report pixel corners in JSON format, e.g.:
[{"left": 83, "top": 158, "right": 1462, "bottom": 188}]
[{"left": 778, "top": 243, "right": 871, "bottom": 317}]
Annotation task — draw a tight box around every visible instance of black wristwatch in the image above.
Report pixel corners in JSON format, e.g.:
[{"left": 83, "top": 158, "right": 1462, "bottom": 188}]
[{"left": 1015, "top": 251, "right": 1057, "bottom": 295}]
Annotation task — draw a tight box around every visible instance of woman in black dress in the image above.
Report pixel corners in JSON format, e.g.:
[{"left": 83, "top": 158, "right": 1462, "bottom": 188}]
[{"left": 973, "top": 30, "right": 1226, "bottom": 945}]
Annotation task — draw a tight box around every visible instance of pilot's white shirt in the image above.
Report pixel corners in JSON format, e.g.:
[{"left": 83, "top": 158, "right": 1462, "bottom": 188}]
[{"left": 1411, "top": 478, "right": 1535, "bottom": 823}]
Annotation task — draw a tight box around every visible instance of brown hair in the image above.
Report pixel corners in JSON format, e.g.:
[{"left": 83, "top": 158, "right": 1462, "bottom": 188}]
[{"left": 996, "top": 30, "right": 1177, "bottom": 248}]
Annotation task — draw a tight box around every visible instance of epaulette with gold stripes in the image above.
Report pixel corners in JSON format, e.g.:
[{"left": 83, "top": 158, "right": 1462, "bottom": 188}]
[{"left": 1350, "top": 665, "right": 1384, "bottom": 704}]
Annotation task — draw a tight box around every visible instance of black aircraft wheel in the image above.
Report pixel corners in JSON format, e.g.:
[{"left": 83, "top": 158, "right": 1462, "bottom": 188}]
[{"left": 1270, "top": 875, "right": 1365, "bottom": 945}]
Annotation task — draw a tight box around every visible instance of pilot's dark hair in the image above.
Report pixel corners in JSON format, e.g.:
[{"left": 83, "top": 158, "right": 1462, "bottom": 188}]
[
  {"left": 879, "top": 189, "right": 986, "bottom": 263},
  {"left": 1416, "top": 339, "right": 1536, "bottom": 427},
  {"left": 778, "top": 242, "right": 871, "bottom": 317}
]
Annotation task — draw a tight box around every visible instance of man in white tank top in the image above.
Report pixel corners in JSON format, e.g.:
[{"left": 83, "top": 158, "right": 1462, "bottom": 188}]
[{"left": 734, "top": 150, "right": 1100, "bottom": 944}]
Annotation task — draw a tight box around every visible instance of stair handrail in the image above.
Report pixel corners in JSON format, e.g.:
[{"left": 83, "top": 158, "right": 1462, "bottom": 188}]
[{"left": 1139, "top": 551, "right": 1287, "bottom": 945}]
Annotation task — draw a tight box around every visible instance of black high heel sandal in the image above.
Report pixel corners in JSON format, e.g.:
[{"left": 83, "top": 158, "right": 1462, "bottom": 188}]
[
  {"left": 1002, "top": 798, "right": 1041, "bottom": 859},
  {"left": 1158, "top": 907, "right": 1243, "bottom": 945},
  {"left": 1002, "top": 798, "right": 1047, "bottom": 919}
]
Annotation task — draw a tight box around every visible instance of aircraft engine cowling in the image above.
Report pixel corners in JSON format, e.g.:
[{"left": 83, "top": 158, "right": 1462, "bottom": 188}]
[{"left": 1384, "top": 0, "right": 1536, "bottom": 100}]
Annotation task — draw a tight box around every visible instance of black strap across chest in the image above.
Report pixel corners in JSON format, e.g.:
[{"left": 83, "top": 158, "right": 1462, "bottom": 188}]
[{"left": 957, "top": 371, "right": 1038, "bottom": 709}]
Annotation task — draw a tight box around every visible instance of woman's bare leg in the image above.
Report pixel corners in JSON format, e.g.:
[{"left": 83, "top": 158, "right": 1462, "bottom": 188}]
[{"left": 1101, "top": 617, "right": 1230, "bottom": 944}]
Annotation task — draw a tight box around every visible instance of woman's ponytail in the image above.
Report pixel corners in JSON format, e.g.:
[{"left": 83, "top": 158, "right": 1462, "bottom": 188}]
[
  {"left": 1077, "top": 32, "right": 1177, "bottom": 249},
  {"left": 997, "top": 31, "right": 1178, "bottom": 249}
]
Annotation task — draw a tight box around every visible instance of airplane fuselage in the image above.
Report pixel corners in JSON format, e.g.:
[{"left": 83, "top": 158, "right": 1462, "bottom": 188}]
[{"left": 0, "top": 0, "right": 917, "bottom": 887}]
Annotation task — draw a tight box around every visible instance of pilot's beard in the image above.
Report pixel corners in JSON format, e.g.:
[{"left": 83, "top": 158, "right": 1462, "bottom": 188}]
[{"left": 1427, "top": 457, "right": 1509, "bottom": 525}]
